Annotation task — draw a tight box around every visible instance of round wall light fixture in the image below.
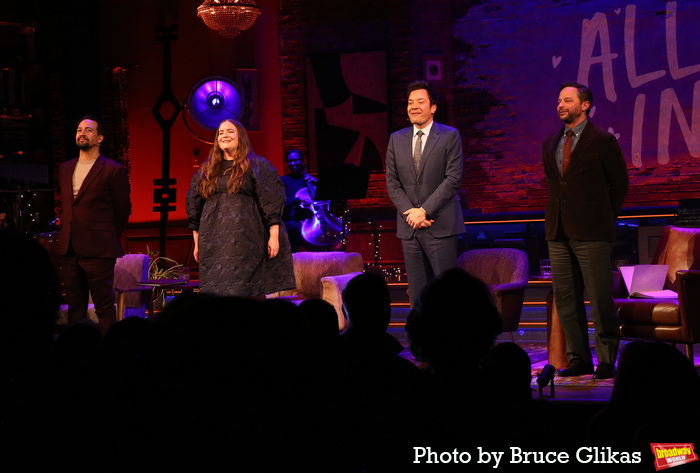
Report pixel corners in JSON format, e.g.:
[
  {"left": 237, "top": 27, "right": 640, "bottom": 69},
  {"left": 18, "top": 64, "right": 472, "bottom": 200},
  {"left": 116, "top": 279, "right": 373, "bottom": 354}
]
[{"left": 186, "top": 76, "right": 243, "bottom": 131}]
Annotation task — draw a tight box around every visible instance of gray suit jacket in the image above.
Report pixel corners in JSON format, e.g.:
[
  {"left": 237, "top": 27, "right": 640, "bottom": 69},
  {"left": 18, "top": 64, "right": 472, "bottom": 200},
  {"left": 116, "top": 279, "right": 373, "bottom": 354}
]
[{"left": 386, "top": 121, "right": 465, "bottom": 239}]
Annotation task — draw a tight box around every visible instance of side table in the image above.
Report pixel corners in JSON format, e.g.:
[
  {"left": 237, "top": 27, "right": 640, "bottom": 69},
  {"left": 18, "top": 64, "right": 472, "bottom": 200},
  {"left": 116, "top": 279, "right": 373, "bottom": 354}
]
[{"left": 115, "top": 279, "right": 200, "bottom": 320}]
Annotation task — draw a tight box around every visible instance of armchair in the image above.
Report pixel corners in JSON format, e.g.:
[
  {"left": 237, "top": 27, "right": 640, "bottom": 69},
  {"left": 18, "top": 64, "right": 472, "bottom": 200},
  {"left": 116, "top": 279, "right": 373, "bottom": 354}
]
[
  {"left": 269, "top": 251, "right": 364, "bottom": 331},
  {"left": 617, "top": 226, "right": 700, "bottom": 361},
  {"left": 456, "top": 248, "right": 529, "bottom": 341},
  {"left": 113, "top": 253, "right": 153, "bottom": 321}
]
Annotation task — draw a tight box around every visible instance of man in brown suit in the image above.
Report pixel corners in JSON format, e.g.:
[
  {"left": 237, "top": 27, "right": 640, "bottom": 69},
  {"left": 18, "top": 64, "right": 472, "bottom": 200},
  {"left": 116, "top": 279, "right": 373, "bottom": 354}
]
[
  {"left": 543, "top": 83, "right": 628, "bottom": 380},
  {"left": 57, "top": 115, "right": 131, "bottom": 333}
]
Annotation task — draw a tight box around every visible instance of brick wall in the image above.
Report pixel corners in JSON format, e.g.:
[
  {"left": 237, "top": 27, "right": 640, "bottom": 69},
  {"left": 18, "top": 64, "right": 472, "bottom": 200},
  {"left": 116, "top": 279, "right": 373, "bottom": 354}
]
[
  {"left": 279, "top": 0, "right": 700, "bottom": 216},
  {"left": 451, "top": 0, "right": 700, "bottom": 213},
  {"left": 278, "top": 0, "right": 453, "bottom": 211}
]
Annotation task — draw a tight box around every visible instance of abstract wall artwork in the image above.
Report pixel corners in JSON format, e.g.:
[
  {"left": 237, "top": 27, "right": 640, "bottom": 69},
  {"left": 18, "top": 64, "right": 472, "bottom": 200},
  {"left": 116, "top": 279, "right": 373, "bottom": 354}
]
[{"left": 305, "top": 50, "right": 388, "bottom": 173}]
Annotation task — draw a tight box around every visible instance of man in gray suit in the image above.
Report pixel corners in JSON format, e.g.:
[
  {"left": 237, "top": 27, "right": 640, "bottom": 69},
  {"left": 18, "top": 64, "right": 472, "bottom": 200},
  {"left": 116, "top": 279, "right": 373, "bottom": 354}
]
[{"left": 386, "top": 80, "right": 465, "bottom": 306}]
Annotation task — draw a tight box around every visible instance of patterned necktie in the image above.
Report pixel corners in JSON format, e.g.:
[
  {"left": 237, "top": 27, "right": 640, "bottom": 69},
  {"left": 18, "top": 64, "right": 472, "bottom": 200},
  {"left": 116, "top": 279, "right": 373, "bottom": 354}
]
[
  {"left": 414, "top": 130, "right": 424, "bottom": 173},
  {"left": 562, "top": 129, "right": 573, "bottom": 175}
]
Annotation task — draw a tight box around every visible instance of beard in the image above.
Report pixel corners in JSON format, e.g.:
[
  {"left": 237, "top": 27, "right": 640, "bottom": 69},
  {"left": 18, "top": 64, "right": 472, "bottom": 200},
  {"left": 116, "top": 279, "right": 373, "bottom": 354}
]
[
  {"left": 77, "top": 140, "right": 95, "bottom": 151},
  {"left": 559, "top": 108, "right": 583, "bottom": 124}
]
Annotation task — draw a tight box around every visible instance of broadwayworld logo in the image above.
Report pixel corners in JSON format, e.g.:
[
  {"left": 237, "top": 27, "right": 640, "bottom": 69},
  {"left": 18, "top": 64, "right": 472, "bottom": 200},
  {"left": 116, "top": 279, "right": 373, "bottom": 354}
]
[{"left": 651, "top": 443, "right": 698, "bottom": 471}]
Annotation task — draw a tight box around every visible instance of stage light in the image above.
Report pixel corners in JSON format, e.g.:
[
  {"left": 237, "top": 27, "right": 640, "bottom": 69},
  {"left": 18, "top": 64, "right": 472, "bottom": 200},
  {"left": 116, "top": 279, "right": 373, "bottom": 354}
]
[
  {"left": 186, "top": 76, "right": 243, "bottom": 132},
  {"left": 207, "top": 92, "right": 224, "bottom": 109},
  {"left": 537, "top": 363, "right": 556, "bottom": 397}
]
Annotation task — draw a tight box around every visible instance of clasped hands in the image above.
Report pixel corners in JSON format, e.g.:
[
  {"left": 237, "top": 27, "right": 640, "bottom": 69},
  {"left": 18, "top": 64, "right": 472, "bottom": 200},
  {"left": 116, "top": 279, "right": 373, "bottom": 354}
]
[{"left": 404, "top": 207, "right": 434, "bottom": 229}]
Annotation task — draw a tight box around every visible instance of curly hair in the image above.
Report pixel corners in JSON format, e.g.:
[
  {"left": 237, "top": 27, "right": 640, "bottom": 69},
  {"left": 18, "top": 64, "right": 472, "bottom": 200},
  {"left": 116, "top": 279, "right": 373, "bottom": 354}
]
[{"left": 197, "top": 119, "right": 252, "bottom": 199}]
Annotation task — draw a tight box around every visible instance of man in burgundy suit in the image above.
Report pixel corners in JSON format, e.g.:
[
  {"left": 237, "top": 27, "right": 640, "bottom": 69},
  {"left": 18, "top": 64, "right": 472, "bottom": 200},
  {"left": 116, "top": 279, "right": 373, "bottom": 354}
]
[
  {"left": 543, "top": 83, "right": 628, "bottom": 380},
  {"left": 57, "top": 115, "right": 131, "bottom": 333}
]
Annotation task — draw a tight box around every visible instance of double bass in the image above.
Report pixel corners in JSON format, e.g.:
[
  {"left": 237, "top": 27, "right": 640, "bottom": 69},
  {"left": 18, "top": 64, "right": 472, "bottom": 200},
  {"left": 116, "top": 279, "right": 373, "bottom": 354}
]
[{"left": 293, "top": 171, "right": 344, "bottom": 248}]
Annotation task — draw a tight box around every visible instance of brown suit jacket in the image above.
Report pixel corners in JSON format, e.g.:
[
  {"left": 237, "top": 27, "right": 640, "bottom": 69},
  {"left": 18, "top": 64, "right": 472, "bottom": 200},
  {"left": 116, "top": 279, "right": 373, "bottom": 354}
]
[
  {"left": 57, "top": 154, "right": 131, "bottom": 258},
  {"left": 543, "top": 120, "right": 628, "bottom": 242}
]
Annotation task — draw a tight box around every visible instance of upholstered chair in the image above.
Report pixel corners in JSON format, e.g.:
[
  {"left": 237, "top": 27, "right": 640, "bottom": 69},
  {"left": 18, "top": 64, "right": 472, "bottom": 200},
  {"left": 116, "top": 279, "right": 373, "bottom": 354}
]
[
  {"left": 456, "top": 248, "right": 529, "bottom": 341},
  {"left": 269, "top": 251, "right": 364, "bottom": 330},
  {"left": 617, "top": 226, "right": 700, "bottom": 361}
]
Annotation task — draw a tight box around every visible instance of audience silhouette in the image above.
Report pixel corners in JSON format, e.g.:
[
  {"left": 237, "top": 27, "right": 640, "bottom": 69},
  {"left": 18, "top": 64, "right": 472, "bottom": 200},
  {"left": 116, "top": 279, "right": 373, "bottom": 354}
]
[
  {"left": 8, "top": 234, "right": 697, "bottom": 472},
  {"left": 587, "top": 340, "right": 700, "bottom": 470},
  {"left": 146, "top": 292, "right": 338, "bottom": 468},
  {"left": 483, "top": 341, "right": 564, "bottom": 451},
  {"left": 298, "top": 297, "right": 340, "bottom": 355},
  {"left": 485, "top": 341, "right": 533, "bottom": 401},
  {"left": 0, "top": 229, "right": 60, "bottom": 465},
  {"left": 405, "top": 267, "right": 503, "bottom": 451},
  {"left": 337, "top": 272, "right": 420, "bottom": 471}
]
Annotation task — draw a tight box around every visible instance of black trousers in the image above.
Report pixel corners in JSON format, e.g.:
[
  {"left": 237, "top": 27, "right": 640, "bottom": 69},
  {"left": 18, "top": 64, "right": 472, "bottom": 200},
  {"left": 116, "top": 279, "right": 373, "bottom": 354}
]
[{"left": 60, "top": 249, "right": 117, "bottom": 324}]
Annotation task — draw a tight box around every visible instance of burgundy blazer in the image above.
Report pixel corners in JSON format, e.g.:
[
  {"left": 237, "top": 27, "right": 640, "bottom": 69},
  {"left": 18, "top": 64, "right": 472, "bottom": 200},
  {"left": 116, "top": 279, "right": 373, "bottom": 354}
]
[
  {"left": 57, "top": 154, "right": 131, "bottom": 258},
  {"left": 542, "top": 120, "right": 629, "bottom": 242}
]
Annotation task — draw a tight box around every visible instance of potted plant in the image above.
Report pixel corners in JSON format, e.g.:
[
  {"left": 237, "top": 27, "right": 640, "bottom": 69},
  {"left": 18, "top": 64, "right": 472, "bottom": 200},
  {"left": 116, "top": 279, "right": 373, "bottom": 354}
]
[{"left": 144, "top": 247, "right": 183, "bottom": 310}]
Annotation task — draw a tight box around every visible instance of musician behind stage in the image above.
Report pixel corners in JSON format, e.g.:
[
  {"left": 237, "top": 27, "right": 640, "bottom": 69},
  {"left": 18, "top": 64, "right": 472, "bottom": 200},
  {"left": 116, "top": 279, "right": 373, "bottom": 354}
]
[{"left": 281, "top": 149, "right": 317, "bottom": 251}]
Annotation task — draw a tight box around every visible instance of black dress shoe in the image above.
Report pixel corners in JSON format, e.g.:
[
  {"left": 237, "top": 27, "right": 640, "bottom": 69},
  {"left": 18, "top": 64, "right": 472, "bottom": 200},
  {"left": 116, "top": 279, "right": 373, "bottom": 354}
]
[
  {"left": 593, "top": 363, "right": 616, "bottom": 380},
  {"left": 556, "top": 359, "right": 594, "bottom": 377}
]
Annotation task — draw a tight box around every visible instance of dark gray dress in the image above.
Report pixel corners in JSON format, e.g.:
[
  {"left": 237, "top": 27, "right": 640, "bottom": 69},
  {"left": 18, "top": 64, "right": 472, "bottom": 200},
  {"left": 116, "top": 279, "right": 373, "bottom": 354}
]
[{"left": 186, "top": 155, "right": 296, "bottom": 297}]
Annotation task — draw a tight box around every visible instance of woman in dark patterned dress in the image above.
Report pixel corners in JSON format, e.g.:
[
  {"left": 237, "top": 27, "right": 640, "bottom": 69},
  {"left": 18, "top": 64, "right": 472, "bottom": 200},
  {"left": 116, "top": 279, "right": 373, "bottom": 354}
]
[{"left": 186, "top": 119, "right": 296, "bottom": 298}]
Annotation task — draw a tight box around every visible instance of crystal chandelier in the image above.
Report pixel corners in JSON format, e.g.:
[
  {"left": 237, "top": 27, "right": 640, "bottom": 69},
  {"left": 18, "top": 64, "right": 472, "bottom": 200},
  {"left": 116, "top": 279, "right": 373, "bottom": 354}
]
[{"left": 197, "top": 0, "right": 262, "bottom": 38}]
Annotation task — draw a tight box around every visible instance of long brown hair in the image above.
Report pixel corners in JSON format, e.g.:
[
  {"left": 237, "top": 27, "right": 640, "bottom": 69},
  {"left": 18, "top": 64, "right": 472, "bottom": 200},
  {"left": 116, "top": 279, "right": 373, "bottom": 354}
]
[{"left": 197, "top": 119, "right": 252, "bottom": 198}]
